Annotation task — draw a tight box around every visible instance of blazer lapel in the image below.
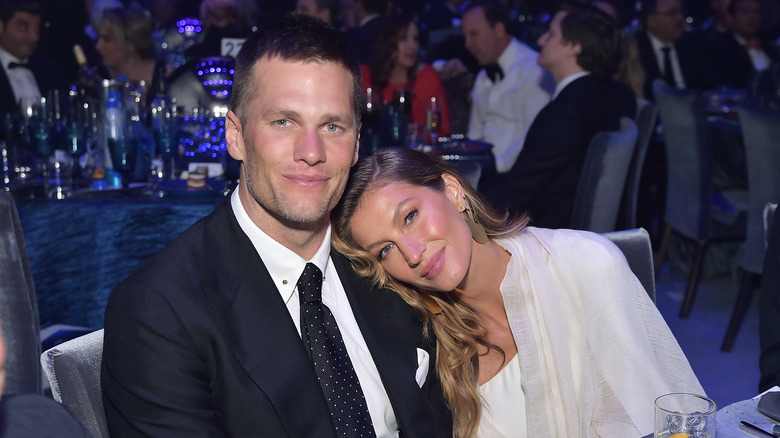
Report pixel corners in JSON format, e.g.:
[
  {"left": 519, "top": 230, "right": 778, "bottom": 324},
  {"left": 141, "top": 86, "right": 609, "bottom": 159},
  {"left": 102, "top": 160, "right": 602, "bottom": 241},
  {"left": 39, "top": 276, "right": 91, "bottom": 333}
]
[
  {"left": 333, "top": 253, "right": 440, "bottom": 438},
  {"left": 200, "top": 203, "right": 337, "bottom": 437}
]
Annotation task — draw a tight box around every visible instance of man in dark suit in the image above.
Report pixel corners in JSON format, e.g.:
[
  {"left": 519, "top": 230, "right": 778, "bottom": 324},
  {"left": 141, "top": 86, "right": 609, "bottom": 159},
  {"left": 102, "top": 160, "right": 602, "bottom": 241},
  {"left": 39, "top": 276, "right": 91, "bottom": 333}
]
[
  {"left": 480, "top": 2, "right": 636, "bottom": 229},
  {"left": 0, "top": 0, "right": 64, "bottom": 115},
  {"left": 634, "top": 0, "right": 714, "bottom": 100},
  {"left": 344, "top": 0, "right": 386, "bottom": 63},
  {"left": 708, "top": 0, "right": 778, "bottom": 91},
  {"left": 102, "top": 14, "right": 452, "bottom": 438}
]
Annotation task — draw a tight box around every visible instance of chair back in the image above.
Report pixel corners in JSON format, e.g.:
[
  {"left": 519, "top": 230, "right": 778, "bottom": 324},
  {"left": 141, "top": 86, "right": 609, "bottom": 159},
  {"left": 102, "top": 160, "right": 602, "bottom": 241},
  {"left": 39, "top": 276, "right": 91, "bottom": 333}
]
[
  {"left": 41, "top": 329, "right": 108, "bottom": 438},
  {"left": 601, "top": 227, "right": 656, "bottom": 302},
  {"left": 739, "top": 104, "right": 780, "bottom": 273},
  {"left": 570, "top": 117, "right": 638, "bottom": 233},
  {"left": 0, "top": 191, "right": 41, "bottom": 395},
  {"left": 766, "top": 202, "right": 778, "bottom": 249},
  {"left": 652, "top": 79, "right": 712, "bottom": 240},
  {"left": 618, "top": 98, "right": 658, "bottom": 229}
]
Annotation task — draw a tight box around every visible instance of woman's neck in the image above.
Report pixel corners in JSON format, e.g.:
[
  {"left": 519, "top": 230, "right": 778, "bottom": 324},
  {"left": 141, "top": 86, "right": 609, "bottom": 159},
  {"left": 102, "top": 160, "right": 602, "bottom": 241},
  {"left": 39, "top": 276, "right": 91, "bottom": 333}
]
[
  {"left": 456, "top": 240, "right": 511, "bottom": 318},
  {"left": 115, "top": 57, "right": 155, "bottom": 85}
]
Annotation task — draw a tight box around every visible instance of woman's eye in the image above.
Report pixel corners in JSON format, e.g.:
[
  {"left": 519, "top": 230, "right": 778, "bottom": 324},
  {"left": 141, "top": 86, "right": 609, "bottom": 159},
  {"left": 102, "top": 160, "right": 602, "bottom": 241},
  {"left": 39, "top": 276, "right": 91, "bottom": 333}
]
[
  {"left": 404, "top": 209, "right": 417, "bottom": 225},
  {"left": 378, "top": 244, "right": 394, "bottom": 260}
]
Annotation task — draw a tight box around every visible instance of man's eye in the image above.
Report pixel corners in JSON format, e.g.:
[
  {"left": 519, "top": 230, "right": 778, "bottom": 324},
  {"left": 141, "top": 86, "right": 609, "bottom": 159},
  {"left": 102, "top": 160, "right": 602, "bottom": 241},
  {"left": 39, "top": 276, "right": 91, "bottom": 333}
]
[
  {"left": 325, "top": 123, "right": 342, "bottom": 132},
  {"left": 275, "top": 120, "right": 289, "bottom": 127}
]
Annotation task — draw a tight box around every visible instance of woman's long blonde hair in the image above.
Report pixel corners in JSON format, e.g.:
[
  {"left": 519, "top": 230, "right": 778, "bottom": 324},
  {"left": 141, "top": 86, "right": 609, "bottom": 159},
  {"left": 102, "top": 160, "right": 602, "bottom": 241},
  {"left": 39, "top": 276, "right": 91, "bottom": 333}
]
[{"left": 332, "top": 147, "right": 529, "bottom": 437}]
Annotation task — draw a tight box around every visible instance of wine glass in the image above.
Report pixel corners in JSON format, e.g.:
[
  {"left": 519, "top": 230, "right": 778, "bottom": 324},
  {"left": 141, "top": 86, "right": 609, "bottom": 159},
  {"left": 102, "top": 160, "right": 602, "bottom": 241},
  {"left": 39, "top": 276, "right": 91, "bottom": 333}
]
[{"left": 108, "top": 137, "right": 138, "bottom": 196}]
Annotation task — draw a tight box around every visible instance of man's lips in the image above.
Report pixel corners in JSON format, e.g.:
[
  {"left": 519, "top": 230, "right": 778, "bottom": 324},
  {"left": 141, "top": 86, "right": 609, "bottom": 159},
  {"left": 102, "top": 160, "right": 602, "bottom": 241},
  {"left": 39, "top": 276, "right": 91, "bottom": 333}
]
[
  {"left": 286, "top": 174, "right": 328, "bottom": 186},
  {"left": 421, "top": 248, "right": 444, "bottom": 279}
]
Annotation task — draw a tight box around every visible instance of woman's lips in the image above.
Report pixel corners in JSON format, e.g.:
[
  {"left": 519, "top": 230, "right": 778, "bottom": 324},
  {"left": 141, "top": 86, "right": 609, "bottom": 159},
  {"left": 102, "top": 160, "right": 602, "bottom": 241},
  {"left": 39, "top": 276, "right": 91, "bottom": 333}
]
[{"left": 421, "top": 248, "right": 444, "bottom": 279}]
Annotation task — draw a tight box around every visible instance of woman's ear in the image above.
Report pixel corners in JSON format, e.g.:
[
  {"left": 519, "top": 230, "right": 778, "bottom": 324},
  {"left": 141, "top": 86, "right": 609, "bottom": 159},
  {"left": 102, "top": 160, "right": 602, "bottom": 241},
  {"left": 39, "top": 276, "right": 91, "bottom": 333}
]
[{"left": 441, "top": 173, "right": 465, "bottom": 211}]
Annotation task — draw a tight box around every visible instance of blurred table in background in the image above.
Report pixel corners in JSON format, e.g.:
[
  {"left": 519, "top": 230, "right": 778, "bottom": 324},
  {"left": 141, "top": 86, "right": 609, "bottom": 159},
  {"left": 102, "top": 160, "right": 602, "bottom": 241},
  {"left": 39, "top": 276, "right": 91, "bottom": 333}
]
[{"left": 15, "top": 188, "right": 228, "bottom": 329}]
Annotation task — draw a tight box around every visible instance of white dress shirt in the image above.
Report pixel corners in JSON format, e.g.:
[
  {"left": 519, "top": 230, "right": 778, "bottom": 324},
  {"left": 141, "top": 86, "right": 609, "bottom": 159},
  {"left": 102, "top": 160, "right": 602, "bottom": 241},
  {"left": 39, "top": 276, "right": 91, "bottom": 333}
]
[
  {"left": 231, "top": 190, "right": 399, "bottom": 437},
  {"left": 734, "top": 34, "right": 772, "bottom": 72},
  {"left": 0, "top": 46, "right": 41, "bottom": 110},
  {"left": 648, "top": 33, "right": 687, "bottom": 88},
  {"left": 468, "top": 38, "right": 553, "bottom": 173}
]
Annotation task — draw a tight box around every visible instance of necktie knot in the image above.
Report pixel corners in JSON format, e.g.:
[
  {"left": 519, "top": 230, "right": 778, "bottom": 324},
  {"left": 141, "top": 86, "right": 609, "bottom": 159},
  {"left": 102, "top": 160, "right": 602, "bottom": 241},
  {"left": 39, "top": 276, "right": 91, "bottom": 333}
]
[
  {"left": 8, "top": 61, "right": 31, "bottom": 70},
  {"left": 743, "top": 39, "right": 762, "bottom": 51},
  {"left": 298, "top": 263, "right": 323, "bottom": 303},
  {"left": 485, "top": 62, "right": 504, "bottom": 83}
]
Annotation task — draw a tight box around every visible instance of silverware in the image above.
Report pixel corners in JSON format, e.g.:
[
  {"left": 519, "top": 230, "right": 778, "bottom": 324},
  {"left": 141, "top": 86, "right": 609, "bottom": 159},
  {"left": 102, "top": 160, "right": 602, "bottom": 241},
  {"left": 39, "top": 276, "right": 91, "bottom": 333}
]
[{"left": 739, "top": 420, "right": 775, "bottom": 437}]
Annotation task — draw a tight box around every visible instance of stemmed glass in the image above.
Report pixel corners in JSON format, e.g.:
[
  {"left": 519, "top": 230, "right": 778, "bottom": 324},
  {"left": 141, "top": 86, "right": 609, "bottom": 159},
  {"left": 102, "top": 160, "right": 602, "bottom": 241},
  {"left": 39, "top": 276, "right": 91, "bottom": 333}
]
[
  {"left": 150, "top": 95, "right": 179, "bottom": 181},
  {"left": 62, "top": 101, "right": 90, "bottom": 186}
]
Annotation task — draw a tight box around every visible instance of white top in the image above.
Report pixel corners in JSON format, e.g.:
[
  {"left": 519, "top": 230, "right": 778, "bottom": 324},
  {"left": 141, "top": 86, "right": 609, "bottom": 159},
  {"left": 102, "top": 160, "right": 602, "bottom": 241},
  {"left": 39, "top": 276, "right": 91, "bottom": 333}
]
[
  {"left": 467, "top": 38, "right": 553, "bottom": 173},
  {"left": 478, "top": 354, "right": 527, "bottom": 438},
  {"left": 230, "top": 190, "right": 399, "bottom": 437},
  {"left": 493, "top": 227, "right": 704, "bottom": 437},
  {"left": 648, "top": 33, "right": 687, "bottom": 88},
  {"left": 0, "top": 46, "right": 41, "bottom": 110}
]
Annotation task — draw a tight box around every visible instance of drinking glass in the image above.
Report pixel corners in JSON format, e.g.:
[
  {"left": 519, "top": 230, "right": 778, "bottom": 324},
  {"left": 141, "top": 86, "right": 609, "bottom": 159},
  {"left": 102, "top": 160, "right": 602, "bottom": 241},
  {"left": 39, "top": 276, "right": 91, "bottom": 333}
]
[
  {"left": 655, "top": 393, "right": 717, "bottom": 438},
  {"left": 108, "top": 137, "right": 138, "bottom": 195}
]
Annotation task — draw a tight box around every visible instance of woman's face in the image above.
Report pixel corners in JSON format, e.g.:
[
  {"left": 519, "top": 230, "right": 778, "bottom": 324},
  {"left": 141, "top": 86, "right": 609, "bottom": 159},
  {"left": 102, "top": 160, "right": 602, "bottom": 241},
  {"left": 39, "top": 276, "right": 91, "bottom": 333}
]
[
  {"left": 95, "top": 21, "right": 131, "bottom": 71},
  {"left": 349, "top": 175, "right": 474, "bottom": 292},
  {"left": 395, "top": 23, "right": 420, "bottom": 70}
]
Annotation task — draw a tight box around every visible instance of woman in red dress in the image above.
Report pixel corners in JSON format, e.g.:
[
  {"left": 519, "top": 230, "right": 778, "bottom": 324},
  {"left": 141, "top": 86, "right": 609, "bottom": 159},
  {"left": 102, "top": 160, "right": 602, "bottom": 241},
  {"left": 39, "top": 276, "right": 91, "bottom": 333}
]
[{"left": 361, "top": 17, "right": 451, "bottom": 136}]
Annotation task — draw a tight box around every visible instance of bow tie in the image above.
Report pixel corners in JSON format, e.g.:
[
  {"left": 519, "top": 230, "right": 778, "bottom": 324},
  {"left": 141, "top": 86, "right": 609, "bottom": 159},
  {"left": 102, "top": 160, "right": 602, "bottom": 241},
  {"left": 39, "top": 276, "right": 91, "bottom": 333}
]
[
  {"left": 743, "top": 39, "right": 762, "bottom": 51},
  {"left": 8, "top": 61, "right": 31, "bottom": 70},
  {"left": 485, "top": 63, "right": 504, "bottom": 83}
]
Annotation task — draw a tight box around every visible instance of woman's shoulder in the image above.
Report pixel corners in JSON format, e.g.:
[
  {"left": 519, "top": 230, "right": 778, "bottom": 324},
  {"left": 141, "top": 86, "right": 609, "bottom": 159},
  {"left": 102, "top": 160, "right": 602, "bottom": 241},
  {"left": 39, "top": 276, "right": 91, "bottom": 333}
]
[
  {"left": 518, "top": 227, "right": 623, "bottom": 262},
  {"left": 415, "top": 63, "right": 443, "bottom": 82}
]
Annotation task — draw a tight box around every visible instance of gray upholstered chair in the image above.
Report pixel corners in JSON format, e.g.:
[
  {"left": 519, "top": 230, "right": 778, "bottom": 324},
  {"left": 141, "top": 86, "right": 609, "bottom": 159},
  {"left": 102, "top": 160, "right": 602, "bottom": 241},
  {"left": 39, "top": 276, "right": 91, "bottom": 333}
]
[
  {"left": 652, "top": 79, "right": 747, "bottom": 318},
  {"left": 766, "top": 203, "right": 777, "bottom": 249},
  {"left": 618, "top": 99, "right": 658, "bottom": 230},
  {"left": 601, "top": 227, "right": 656, "bottom": 303},
  {"left": 0, "top": 191, "right": 42, "bottom": 396},
  {"left": 721, "top": 104, "right": 780, "bottom": 351},
  {"left": 41, "top": 328, "right": 108, "bottom": 438},
  {"left": 570, "top": 117, "right": 638, "bottom": 233}
]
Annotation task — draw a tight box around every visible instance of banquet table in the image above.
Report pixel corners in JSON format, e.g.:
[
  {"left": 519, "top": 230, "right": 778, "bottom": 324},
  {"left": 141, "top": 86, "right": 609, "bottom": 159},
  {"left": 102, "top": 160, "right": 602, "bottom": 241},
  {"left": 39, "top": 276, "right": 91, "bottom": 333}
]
[{"left": 14, "top": 186, "right": 229, "bottom": 329}]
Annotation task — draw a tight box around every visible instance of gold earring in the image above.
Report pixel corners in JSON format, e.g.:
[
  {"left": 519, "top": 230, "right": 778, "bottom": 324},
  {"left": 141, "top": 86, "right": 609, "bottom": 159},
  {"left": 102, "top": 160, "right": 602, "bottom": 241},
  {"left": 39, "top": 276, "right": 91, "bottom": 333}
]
[{"left": 462, "top": 204, "right": 488, "bottom": 244}]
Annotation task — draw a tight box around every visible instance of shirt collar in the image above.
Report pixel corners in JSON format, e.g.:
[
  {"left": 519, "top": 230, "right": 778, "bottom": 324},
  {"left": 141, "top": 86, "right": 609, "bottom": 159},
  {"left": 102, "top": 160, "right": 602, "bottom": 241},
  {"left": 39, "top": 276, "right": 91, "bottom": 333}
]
[
  {"left": 359, "top": 13, "right": 380, "bottom": 27},
  {"left": 553, "top": 71, "right": 590, "bottom": 99},
  {"left": 230, "top": 190, "right": 332, "bottom": 304},
  {"left": 0, "top": 46, "right": 26, "bottom": 71},
  {"left": 495, "top": 38, "right": 518, "bottom": 75},
  {"left": 648, "top": 32, "right": 673, "bottom": 52}
]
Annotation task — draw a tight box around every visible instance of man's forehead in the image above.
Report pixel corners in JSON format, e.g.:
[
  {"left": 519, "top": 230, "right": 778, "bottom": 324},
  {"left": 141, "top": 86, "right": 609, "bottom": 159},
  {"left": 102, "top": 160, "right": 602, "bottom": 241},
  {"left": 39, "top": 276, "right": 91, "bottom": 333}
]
[{"left": 9, "top": 11, "right": 41, "bottom": 23}]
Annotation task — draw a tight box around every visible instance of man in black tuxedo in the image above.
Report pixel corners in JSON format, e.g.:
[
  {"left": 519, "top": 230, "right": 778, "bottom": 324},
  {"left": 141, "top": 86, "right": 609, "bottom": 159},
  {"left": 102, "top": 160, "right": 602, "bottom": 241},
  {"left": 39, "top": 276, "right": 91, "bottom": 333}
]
[
  {"left": 480, "top": 2, "right": 636, "bottom": 229},
  {"left": 0, "top": 0, "right": 64, "bottom": 115},
  {"left": 344, "top": 0, "right": 386, "bottom": 63},
  {"left": 102, "top": 14, "right": 452, "bottom": 438},
  {"left": 634, "top": 0, "right": 714, "bottom": 100}
]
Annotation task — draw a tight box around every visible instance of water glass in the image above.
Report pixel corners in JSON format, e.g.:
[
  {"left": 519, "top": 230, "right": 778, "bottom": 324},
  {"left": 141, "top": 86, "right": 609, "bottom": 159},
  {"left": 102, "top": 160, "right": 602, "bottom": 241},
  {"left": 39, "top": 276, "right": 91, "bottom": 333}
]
[{"left": 655, "top": 393, "right": 716, "bottom": 438}]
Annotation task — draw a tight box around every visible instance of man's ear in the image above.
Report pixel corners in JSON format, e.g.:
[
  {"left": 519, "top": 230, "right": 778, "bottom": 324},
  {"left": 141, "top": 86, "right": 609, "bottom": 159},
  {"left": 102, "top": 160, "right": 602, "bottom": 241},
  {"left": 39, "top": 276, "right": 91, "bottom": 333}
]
[
  {"left": 225, "top": 110, "right": 245, "bottom": 162},
  {"left": 352, "top": 124, "right": 361, "bottom": 166}
]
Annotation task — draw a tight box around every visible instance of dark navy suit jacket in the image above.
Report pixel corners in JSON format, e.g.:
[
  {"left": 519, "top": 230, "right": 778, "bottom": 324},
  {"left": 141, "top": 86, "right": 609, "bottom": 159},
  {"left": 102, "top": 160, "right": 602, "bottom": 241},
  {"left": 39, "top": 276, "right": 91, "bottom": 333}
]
[
  {"left": 102, "top": 194, "right": 453, "bottom": 437},
  {"left": 0, "top": 55, "right": 65, "bottom": 115}
]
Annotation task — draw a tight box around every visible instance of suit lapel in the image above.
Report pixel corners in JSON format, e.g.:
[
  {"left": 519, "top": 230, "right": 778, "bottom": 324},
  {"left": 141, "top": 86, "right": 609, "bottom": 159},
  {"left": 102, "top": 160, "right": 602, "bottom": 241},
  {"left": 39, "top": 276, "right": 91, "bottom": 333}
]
[
  {"left": 200, "top": 202, "right": 337, "bottom": 437},
  {"left": 333, "top": 253, "right": 440, "bottom": 438}
]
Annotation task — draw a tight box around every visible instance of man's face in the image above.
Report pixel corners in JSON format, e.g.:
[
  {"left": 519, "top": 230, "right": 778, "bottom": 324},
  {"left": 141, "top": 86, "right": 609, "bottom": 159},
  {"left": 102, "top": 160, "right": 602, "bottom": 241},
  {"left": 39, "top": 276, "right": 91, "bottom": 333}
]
[
  {"left": 731, "top": 0, "right": 762, "bottom": 39},
  {"left": 537, "top": 11, "right": 579, "bottom": 77},
  {"left": 646, "top": 0, "right": 685, "bottom": 44},
  {"left": 0, "top": 11, "right": 41, "bottom": 60},
  {"left": 225, "top": 56, "right": 359, "bottom": 243},
  {"left": 462, "top": 7, "right": 505, "bottom": 65},
  {"left": 296, "top": 0, "right": 331, "bottom": 25}
]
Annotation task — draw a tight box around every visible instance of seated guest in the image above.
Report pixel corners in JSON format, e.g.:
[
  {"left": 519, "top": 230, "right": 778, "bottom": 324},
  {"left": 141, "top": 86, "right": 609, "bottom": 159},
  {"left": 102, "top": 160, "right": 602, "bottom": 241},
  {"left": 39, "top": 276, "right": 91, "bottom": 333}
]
[
  {"left": 0, "top": 323, "right": 91, "bottom": 437},
  {"left": 594, "top": 0, "right": 647, "bottom": 98},
  {"left": 634, "top": 0, "right": 714, "bottom": 100},
  {"left": 462, "top": 0, "right": 553, "bottom": 174},
  {"left": 361, "top": 16, "right": 451, "bottom": 135},
  {"left": 184, "top": 0, "right": 252, "bottom": 61},
  {"left": 0, "top": 0, "right": 65, "bottom": 115},
  {"left": 332, "top": 146, "right": 704, "bottom": 437},
  {"left": 480, "top": 2, "right": 636, "bottom": 229},
  {"left": 95, "top": 6, "right": 162, "bottom": 90},
  {"left": 345, "top": 0, "right": 387, "bottom": 63},
  {"left": 708, "top": 0, "right": 778, "bottom": 90}
]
